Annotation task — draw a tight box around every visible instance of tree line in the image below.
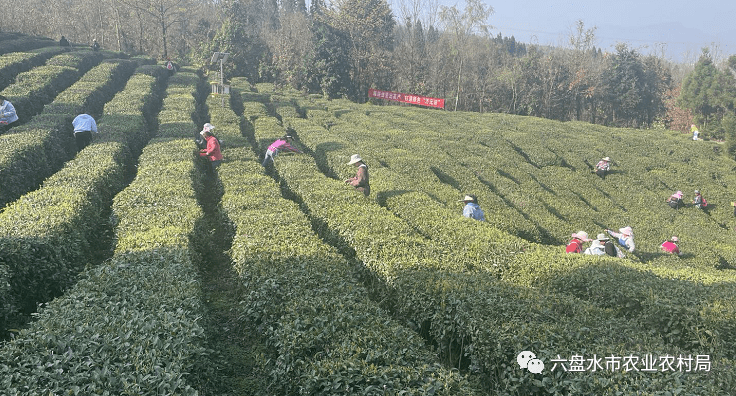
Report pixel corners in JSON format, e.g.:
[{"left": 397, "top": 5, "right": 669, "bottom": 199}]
[{"left": 2, "top": 0, "right": 735, "bottom": 144}]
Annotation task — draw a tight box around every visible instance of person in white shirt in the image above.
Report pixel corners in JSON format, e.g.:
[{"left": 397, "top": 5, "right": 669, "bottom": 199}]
[
  {"left": 72, "top": 113, "right": 98, "bottom": 151},
  {"left": 0, "top": 94, "right": 19, "bottom": 132}
]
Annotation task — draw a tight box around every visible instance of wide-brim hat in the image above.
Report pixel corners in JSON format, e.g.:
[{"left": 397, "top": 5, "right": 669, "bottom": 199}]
[
  {"left": 671, "top": 236, "right": 679, "bottom": 242},
  {"left": 203, "top": 122, "right": 215, "bottom": 131},
  {"left": 619, "top": 226, "right": 633, "bottom": 236},
  {"left": 458, "top": 195, "right": 475, "bottom": 202},
  {"left": 694, "top": 190, "right": 700, "bottom": 194},
  {"left": 602, "top": 157, "right": 610, "bottom": 161},
  {"left": 596, "top": 233, "right": 609, "bottom": 241},
  {"left": 347, "top": 154, "right": 363, "bottom": 165},
  {"left": 571, "top": 231, "right": 591, "bottom": 241}
]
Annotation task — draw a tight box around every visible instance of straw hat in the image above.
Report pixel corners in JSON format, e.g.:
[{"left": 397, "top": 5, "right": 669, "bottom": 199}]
[
  {"left": 596, "top": 233, "right": 609, "bottom": 241},
  {"left": 602, "top": 157, "right": 610, "bottom": 161},
  {"left": 619, "top": 226, "right": 633, "bottom": 236},
  {"left": 458, "top": 195, "right": 475, "bottom": 203},
  {"left": 571, "top": 231, "right": 591, "bottom": 241},
  {"left": 347, "top": 154, "right": 363, "bottom": 165},
  {"left": 670, "top": 236, "right": 679, "bottom": 242}
]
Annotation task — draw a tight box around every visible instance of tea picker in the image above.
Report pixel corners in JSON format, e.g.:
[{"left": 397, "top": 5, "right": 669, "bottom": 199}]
[
  {"left": 459, "top": 194, "right": 485, "bottom": 221},
  {"left": 605, "top": 226, "right": 635, "bottom": 253},
  {"left": 566, "top": 231, "right": 591, "bottom": 253},
  {"left": 585, "top": 233, "right": 624, "bottom": 258},
  {"left": 661, "top": 236, "right": 682, "bottom": 256},
  {"left": 692, "top": 190, "right": 707, "bottom": 209},
  {"left": 345, "top": 154, "right": 370, "bottom": 196},
  {"left": 0, "top": 94, "right": 18, "bottom": 132},
  {"left": 262, "top": 135, "right": 302, "bottom": 167},
  {"left": 665, "top": 191, "right": 683, "bottom": 209},
  {"left": 594, "top": 157, "right": 612, "bottom": 179}
]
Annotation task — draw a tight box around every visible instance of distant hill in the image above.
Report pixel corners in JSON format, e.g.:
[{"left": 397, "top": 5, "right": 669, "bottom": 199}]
[{"left": 596, "top": 21, "right": 734, "bottom": 62}]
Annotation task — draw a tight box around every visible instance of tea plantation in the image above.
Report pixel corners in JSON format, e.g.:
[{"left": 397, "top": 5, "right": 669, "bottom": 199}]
[{"left": 0, "top": 36, "right": 735, "bottom": 395}]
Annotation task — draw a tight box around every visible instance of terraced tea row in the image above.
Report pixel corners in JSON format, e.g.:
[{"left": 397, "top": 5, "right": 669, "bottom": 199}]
[
  {"left": 0, "top": 65, "right": 167, "bottom": 335},
  {"left": 0, "top": 56, "right": 139, "bottom": 208},
  {"left": 211, "top": 83, "right": 475, "bottom": 393},
  {"left": 0, "top": 69, "right": 209, "bottom": 394},
  {"left": 250, "top": 86, "right": 733, "bottom": 391}
]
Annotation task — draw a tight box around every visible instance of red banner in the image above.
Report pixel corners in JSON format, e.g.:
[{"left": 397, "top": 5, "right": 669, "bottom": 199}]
[{"left": 368, "top": 89, "right": 445, "bottom": 109}]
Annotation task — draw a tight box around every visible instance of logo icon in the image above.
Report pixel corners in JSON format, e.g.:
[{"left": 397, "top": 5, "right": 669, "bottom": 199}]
[{"left": 517, "top": 351, "right": 544, "bottom": 373}]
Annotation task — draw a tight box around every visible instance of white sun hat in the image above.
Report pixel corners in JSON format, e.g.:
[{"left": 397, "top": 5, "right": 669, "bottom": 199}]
[{"left": 347, "top": 154, "right": 363, "bottom": 165}]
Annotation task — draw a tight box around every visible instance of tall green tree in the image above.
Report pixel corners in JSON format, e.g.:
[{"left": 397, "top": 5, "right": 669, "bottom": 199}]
[
  {"left": 197, "top": 0, "right": 268, "bottom": 82},
  {"left": 600, "top": 43, "right": 647, "bottom": 127},
  {"left": 323, "top": 0, "right": 395, "bottom": 101},
  {"left": 308, "top": 19, "right": 351, "bottom": 98},
  {"left": 394, "top": 19, "right": 429, "bottom": 95},
  {"left": 640, "top": 54, "right": 672, "bottom": 126},
  {"left": 678, "top": 48, "right": 736, "bottom": 138}
]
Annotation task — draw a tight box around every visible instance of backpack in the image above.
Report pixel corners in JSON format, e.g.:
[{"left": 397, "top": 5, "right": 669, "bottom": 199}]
[
  {"left": 668, "top": 198, "right": 681, "bottom": 209},
  {"left": 604, "top": 241, "right": 617, "bottom": 257}
]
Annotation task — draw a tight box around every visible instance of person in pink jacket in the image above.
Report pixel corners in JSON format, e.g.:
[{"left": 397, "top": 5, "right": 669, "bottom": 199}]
[
  {"left": 666, "top": 191, "right": 683, "bottom": 209},
  {"left": 262, "top": 135, "right": 302, "bottom": 166}
]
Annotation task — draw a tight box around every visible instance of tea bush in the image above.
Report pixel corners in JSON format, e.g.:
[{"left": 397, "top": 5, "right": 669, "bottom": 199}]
[
  {"left": 0, "top": 35, "right": 55, "bottom": 55},
  {"left": 0, "top": 140, "right": 207, "bottom": 395},
  {"left": 0, "top": 65, "right": 166, "bottom": 334},
  {"left": 289, "top": 95, "right": 736, "bottom": 357},
  {"left": 259, "top": 89, "right": 735, "bottom": 394},
  {"left": 1, "top": 51, "right": 102, "bottom": 125},
  {"left": 0, "top": 59, "right": 139, "bottom": 208},
  {"left": 0, "top": 68, "right": 207, "bottom": 395},
  {"left": 214, "top": 85, "right": 477, "bottom": 394},
  {"left": 0, "top": 47, "right": 65, "bottom": 90}
]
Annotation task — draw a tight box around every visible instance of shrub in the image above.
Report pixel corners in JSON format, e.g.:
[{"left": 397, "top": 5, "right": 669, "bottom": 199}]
[
  {"left": 0, "top": 47, "right": 65, "bottom": 90},
  {"left": 213, "top": 88, "right": 477, "bottom": 394},
  {"left": 0, "top": 64, "right": 166, "bottom": 334},
  {"left": 0, "top": 71, "right": 207, "bottom": 395}
]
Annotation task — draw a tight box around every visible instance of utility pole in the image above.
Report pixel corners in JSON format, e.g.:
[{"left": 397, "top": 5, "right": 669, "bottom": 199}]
[{"left": 210, "top": 52, "right": 230, "bottom": 107}]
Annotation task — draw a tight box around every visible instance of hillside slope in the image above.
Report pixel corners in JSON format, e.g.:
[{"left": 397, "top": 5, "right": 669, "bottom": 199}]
[{"left": 259, "top": 84, "right": 736, "bottom": 394}]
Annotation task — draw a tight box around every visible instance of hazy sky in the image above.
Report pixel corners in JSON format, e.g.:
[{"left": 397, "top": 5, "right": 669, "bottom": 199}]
[{"left": 393, "top": 0, "right": 736, "bottom": 62}]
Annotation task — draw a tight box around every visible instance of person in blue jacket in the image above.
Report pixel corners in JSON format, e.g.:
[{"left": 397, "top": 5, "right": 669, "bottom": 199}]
[
  {"left": 459, "top": 194, "right": 485, "bottom": 221},
  {"left": 0, "top": 95, "right": 19, "bottom": 132}
]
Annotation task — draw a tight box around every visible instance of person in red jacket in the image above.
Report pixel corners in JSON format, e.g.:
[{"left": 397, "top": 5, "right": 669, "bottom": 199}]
[
  {"left": 566, "top": 231, "right": 591, "bottom": 253},
  {"left": 661, "top": 236, "right": 681, "bottom": 256},
  {"left": 199, "top": 130, "right": 223, "bottom": 172}
]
